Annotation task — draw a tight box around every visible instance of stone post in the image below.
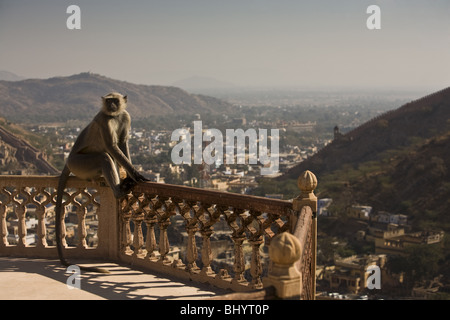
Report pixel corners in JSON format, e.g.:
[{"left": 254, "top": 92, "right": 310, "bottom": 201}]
[
  {"left": 0, "top": 205, "right": 8, "bottom": 247},
  {"left": 95, "top": 183, "right": 120, "bottom": 260},
  {"left": 263, "top": 232, "right": 302, "bottom": 299},
  {"left": 292, "top": 170, "right": 318, "bottom": 298}
]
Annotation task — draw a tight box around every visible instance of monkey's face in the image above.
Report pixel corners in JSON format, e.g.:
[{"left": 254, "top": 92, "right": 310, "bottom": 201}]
[
  {"left": 101, "top": 93, "right": 127, "bottom": 116},
  {"left": 105, "top": 98, "right": 120, "bottom": 113}
]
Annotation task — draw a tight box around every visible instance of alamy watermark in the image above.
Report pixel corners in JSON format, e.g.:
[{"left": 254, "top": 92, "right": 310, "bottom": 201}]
[
  {"left": 367, "top": 5, "right": 381, "bottom": 30},
  {"left": 366, "top": 265, "right": 381, "bottom": 290},
  {"left": 66, "top": 4, "right": 381, "bottom": 31},
  {"left": 170, "top": 121, "right": 279, "bottom": 175},
  {"left": 66, "top": 5, "right": 81, "bottom": 30},
  {"left": 66, "top": 265, "right": 81, "bottom": 290}
]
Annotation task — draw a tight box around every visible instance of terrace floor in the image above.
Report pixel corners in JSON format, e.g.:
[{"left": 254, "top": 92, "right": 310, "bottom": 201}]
[{"left": 0, "top": 257, "right": 229, "bottom": 300}]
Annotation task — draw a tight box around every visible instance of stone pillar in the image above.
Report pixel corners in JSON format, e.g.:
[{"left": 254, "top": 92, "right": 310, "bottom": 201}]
[
  {"left": 263, "top": 232, "right": 302, "bottom": 299},
  {"left": 0, "top": 205, "right": 8, "bottom": 247},
  {"left": 292, "top": 170, "right": 318, "bottom": 298}
]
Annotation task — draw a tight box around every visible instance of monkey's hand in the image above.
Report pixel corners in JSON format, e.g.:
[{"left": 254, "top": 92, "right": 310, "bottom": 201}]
[
  {"left": 119, "top": 177, "right": 137, "bottom": 196},
  {"left": 118, "top": 171, "right": 149, "bottom": 197}
]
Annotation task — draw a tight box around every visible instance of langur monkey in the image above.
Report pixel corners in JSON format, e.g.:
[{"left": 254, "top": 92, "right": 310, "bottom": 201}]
[{"left": 55, "top": 92, "right": 148, "bottom": 273}]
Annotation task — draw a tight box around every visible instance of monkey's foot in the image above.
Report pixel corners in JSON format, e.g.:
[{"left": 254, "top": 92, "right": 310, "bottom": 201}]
[{"left": 119, "top": 177, "right": 137, "bottom": 196}]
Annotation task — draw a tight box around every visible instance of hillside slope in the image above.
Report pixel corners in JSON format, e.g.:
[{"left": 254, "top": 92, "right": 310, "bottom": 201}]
[
  {"left": 283, "top": 87, "right": 450, "bottom": 180},
  {"left": 0, "top": 73, "right": 235, "bottom": 123},
  {"left": 0, "top": 118, "right": 58, "bottom": 175},
  {"left": 362, "top": 131, "right": 450, "bottom": 226},
  {"left": 266, "top": 86, "right": 450, "bottom": 230}
]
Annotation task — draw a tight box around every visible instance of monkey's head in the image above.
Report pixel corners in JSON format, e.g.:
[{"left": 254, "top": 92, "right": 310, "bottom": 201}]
[{"left": 102, "top": 92, "right": 127, "bottom": 116}]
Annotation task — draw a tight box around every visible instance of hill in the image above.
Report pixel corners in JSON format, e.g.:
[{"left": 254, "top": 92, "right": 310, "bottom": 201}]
[
  {"left": 0, "top": 71, "right": 24, "bottom": 81},
  {"left": 283, "top": 87, "right": 450, "bottom": 180},
  {"left": 352, "top": 130, "right": 450, "bottom": 228},
  {"left": 268, "top": 86, "right": 450, "bottom": 230},
  {"left": 0, "top": 73, "right": 235, "bottom": 123},
  {"left": 0, "top": 117, "right": 58, "bottom": 175}
]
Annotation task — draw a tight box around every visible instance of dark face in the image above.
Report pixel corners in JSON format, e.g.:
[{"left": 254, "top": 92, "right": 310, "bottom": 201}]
[{"left": 105, "top": 98, "right": 120, "bottom": 113}]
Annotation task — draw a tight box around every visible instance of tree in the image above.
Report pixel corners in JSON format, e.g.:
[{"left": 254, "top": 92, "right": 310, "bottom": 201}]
[{"left": 387, "top": 243, "right": 443, "bottom": 290}]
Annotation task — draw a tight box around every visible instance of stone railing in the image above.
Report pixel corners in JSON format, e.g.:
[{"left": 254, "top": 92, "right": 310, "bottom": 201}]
[
  {"left": 0, "top": 175, "right": 118, "bottom": 260},
  {"left": 0, "top": 171, "right": 317, "bottom": 299}
]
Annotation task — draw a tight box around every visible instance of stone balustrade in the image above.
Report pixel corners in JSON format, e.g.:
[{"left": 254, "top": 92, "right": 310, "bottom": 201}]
[
  {"left": 0, "top": 175, "right": 118, "bottom": 260},
  {"left": 0, "top": 171, "right": 317, "bottom": 299}
]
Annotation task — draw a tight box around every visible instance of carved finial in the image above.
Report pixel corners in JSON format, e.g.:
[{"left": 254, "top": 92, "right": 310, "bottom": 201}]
[
  {"left": 297, "top": 170, "right": 317, "bottom": 194},
  {"left": 269, "top": 232, "right": 302, "bottom": 267},
  {"left": 263, "top": 232, "right": 302, "bottom": 298},
  {"left": 293, "top": 170, "right": 318, "bottom": 213}
]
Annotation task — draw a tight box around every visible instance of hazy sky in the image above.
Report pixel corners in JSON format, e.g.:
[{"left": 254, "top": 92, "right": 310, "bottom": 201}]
[{"left": 1, "top": 0, "right": 449, "bottom": 90}]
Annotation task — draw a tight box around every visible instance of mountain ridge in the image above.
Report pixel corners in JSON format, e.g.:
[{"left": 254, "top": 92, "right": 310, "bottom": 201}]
[{"left": 0, "top": 72, "right": 235, "bottom": 123}]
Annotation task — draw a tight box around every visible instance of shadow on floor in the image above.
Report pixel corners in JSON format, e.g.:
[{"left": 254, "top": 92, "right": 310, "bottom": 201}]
[{"left": 0, "top": 257, "right": 229, "bottom": 300}]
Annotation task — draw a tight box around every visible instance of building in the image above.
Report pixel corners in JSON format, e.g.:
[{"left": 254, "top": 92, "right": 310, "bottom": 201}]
[
  {"left": 348, "top": 205, "right": 372, "bottom": 220},
  {"left": 318, "top": 198, "right": 333, "bottom": 217},
  {"left": 324, "top": 254, "right": 385, "bottom": 294},
  {"left": 368, "top": 225, "right": 444, "bottom": 256},
  {"left": 323, "top": 254, "right": 403, "bottom": 294},
  {"left": 372, "top": 211, "right": 408, "bottom": 225}
]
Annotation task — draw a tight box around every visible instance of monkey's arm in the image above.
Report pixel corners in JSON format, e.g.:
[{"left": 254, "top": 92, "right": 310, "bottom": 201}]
[
  {"left": 102, "top": 121, "right": 145, "bottom": 182},
  {"left": 119, "top": 140, "right": 131, "bottom": 163},
  {"left": 118, "top": 113, "right": 132, "bottom": 162}
]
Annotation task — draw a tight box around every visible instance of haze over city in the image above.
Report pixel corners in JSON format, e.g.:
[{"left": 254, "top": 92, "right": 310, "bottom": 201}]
[{"left": 0, "top": 0, "right": 449, "bottom": 90}]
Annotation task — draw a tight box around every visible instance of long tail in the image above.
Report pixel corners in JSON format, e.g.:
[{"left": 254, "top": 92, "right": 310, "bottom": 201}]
[{"left": 55, "top": 165, "right": 109, "bottom": 273}]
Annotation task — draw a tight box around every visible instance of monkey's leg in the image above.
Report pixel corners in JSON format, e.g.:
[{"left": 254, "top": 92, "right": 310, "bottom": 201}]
[
  {"left": 100, "top": 154, "right": 128, "bottom": 198},
  {"left": 97, "top": 154, "right": 138, "bottom": 197},
  {"left": 68, "top": 153, "right": 123, "bottom": 198}
]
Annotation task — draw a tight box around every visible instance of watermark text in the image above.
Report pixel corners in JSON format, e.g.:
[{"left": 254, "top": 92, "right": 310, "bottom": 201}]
[{"left": 171, "top": 121, "right": 279, "bottom": 175}]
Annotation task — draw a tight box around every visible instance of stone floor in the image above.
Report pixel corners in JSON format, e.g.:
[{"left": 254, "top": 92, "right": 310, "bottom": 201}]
[{"left": 0, "top": 257, "right": 229, "bottom": 300}]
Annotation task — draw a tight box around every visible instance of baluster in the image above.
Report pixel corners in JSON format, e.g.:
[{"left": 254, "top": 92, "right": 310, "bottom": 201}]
[
  {"left": 232, "top": 235, "right": 247, "bottom": 285},
  {"left": 76, "top": 206, "right": 88, "bottom": 249},
  {"left": 60, "top": 207, "right": 68, "bottom": 247},
  {"left": 185, "top": 225, "right": 199, "bottom": 272},
  {"left": 121, "top": 210, "right": 133, "bottom": 255},
  {"left": 157, "top": 197, "right": 174, "bottom": 264},
  {"left": 158, "top": 218, "right": 171, "bottom": 264},
  {"left": 247, "top": 210, "right": 265, "bottom": 289},
  {"left": 200, "top": 227, "right": 214, "bottom": 276},
  {"left": 32, "top": 187, "right": 49, "bottom": 248},
  {"left": 181, "top": 201, "right": 200, "bottom": 273},
  {"left": 144, "top": 215, "right": 158, "bottom": 261},
  {"left": 12, "top": 188, "right": 28, "bottom": 247},
  {"left": 36, "top": 206, "right": 47, "bottom": 248},
  {"left": 55, "top": 189, "right": 68, "bottom": 248},
  {"left": 132, "top": 212, "right": 144, "bottom": 256},
  {"left": 0, "top": 205, "right": 8, "bottom": 247},
  {"left": 144, "top": 196, "right": 161, "bottom": 260},
  {"left": 198, "top": 204, "right": 220, "bottom": 277},
  {"left": 149, "top": 197, "right": 169, "bottom": 264},
  {"left": 120, "top": 194, "right": 135, "bottom": 255},
  {"left": 16, "top": 204, "right": 27, "bottom": 247},
  {"left": 226, "top": 208, "right": 248, "bottom": 285},
  {"left": 249, "top": 236, "right": 264, "bottom": 289}
]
